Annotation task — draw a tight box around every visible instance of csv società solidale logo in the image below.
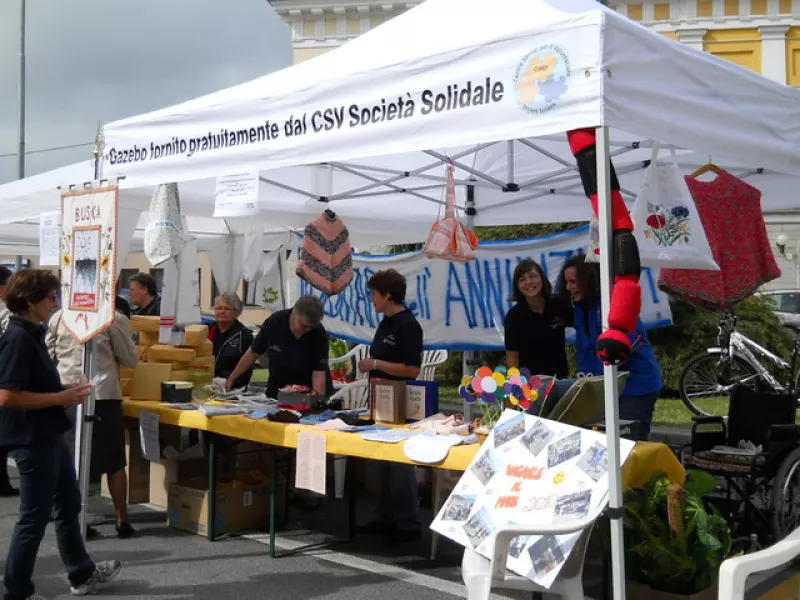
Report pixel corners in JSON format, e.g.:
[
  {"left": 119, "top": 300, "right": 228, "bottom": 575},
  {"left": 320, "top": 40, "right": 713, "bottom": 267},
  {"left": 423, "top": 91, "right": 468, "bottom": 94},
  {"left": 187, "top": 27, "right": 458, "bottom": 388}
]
[{"left": 513, "top": 44, "right": 572, "bottom": 115}]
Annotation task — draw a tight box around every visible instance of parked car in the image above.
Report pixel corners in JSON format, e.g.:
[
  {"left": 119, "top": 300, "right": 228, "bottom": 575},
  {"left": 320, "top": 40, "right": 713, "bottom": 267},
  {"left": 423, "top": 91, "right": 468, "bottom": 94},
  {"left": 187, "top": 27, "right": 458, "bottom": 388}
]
[{"left": 758, "top": 289, "right": 800, "bottom": 337}]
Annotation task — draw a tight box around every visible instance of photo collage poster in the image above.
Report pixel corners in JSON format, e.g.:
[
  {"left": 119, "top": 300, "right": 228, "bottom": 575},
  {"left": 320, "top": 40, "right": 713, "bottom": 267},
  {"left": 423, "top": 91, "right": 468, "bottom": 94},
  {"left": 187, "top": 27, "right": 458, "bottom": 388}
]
[
  {"left": 60, "top": 186, "right": 119, "bottom": 344},
  {"left": 430, "top": 409, "right": 635, "bottom": 589}
]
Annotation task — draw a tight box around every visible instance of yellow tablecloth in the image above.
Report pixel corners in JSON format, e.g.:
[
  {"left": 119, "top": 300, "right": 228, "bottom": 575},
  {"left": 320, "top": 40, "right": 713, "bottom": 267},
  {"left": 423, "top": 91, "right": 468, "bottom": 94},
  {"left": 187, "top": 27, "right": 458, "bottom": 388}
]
[{"left": 122, "top": 400, "right": 685, "bottom": 484}]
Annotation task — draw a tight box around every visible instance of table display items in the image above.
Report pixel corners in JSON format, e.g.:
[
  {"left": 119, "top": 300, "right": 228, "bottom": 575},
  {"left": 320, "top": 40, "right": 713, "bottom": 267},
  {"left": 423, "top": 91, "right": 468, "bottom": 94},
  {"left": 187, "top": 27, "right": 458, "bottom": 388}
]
[
  {"left": 459, "top": 366, "right": 540, "bottom": 440},
  {"left": 430, "top": 409, "right": 635, "bottom": 589}
]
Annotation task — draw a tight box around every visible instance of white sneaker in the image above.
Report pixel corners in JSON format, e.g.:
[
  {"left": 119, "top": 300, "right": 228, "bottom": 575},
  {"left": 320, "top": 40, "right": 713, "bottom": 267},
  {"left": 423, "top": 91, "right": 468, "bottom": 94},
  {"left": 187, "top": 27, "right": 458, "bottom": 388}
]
[{"left": 69, "top": 560, "right": 122, "bottom": 596}]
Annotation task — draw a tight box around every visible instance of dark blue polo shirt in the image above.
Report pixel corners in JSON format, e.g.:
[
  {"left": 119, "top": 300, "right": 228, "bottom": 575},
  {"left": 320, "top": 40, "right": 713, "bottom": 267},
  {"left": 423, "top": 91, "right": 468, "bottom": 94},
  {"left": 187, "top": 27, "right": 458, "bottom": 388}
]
[{"left": 0, "top": 316, "right": 69, "bottom": 447}]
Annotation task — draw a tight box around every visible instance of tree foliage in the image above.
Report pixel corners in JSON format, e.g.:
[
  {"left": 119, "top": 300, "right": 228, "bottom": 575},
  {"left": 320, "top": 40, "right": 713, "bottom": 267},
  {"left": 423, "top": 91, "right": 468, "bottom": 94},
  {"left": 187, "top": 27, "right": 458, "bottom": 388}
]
[{"left": 390, "top": 224, "right": 790, "bottom": 396}]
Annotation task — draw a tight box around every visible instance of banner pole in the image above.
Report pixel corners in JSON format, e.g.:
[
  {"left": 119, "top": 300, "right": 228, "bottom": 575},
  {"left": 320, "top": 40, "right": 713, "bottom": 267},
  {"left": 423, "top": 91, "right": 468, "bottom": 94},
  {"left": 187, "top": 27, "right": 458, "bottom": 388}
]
[{"left": 74, "top": 123, "right": 104, "bottom": 539}]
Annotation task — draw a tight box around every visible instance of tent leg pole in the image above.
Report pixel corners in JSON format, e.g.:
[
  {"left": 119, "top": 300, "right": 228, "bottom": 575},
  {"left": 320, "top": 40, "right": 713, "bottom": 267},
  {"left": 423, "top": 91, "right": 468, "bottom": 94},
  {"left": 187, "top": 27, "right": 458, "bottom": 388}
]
[
  {"left": 462, "top": 179, "right": 478, "bottom": 421},
  {"left": 595, "top": 125, "right": 626, "bottom": 600},
  {"left": 506, "top": 140, "right": 514, "bottom": 189}
]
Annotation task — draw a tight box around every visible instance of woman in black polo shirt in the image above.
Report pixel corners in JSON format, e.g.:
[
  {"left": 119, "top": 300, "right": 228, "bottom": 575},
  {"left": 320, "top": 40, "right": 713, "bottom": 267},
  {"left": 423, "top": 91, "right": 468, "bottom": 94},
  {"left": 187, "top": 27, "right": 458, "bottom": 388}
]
[
  {"left": 0, "top": 270, "right": 121, "bottom": 599},
  {"left": 504, "top": 259, "right": 570, "bottom": 378},
  {"left": 357, "top": 269, "right": 423, "bottom": 543},
  {"left": 209, "top": 293, "right": 255, "bottom": 390}
]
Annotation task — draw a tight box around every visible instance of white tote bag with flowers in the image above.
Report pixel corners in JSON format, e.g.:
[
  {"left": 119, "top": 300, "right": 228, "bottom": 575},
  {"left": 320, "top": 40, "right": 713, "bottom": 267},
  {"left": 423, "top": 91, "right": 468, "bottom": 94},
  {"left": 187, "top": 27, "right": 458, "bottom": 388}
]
[{"left": 589, "top": 146, "right": 717, "bottom": 270}]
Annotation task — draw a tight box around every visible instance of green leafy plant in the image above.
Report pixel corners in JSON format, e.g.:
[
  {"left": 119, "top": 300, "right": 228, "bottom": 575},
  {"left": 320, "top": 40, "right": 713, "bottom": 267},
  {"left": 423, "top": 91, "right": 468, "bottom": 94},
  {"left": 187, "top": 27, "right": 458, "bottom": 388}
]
[{"left": 620, "top": 470, "right": 732, "bottom": 595}]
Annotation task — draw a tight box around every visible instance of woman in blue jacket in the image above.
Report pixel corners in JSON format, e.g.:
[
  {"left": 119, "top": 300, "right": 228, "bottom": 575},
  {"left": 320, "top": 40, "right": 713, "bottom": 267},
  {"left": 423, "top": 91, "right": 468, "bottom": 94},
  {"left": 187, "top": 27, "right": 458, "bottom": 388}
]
[{"left": 556, "top": 254, "right": 662, "bottom": 440}]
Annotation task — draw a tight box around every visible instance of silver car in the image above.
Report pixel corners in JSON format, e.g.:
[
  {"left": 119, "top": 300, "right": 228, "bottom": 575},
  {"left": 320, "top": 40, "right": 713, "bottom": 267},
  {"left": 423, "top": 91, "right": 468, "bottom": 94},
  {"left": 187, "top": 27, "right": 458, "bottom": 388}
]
[{"left": 758, "top": 289, "right": 800, "bottom": 337}]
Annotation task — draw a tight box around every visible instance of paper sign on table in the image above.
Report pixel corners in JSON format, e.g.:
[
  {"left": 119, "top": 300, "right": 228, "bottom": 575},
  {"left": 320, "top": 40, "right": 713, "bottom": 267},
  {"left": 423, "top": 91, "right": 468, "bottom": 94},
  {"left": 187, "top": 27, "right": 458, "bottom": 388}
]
[
  {"left": 39, "top": 211, "right": 61, "bottom": 266},
  {"left": 139, "top": 410, "right": 161, "bottom": 462},
  {"left": 214, "top": 172, "right": 260, "bottom": 218},
  {"left": 295, "top": 431, "right": 326, "bottom": 495},
  {"left": 430, "top": 409, "right": 635, "bottom": 590}
]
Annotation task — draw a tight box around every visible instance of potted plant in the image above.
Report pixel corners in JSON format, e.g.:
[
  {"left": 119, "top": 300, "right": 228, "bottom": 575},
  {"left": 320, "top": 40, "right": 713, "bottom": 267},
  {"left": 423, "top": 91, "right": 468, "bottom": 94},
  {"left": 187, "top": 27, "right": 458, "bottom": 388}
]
[{"left": 620, "top": 470, "right": 733, "bottom": 600}]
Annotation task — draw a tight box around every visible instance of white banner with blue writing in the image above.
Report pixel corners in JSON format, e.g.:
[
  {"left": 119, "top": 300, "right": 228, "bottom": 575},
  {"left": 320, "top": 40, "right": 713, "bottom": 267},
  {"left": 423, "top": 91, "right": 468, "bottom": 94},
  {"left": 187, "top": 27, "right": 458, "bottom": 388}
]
[{"left": 295, "top": 226, "right": 672, "bottom": 350}]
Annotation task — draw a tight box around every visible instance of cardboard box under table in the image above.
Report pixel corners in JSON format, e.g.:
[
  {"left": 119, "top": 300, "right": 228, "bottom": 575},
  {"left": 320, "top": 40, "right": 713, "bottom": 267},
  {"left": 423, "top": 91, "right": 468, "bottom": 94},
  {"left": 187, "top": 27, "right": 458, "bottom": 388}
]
[{"left": 168, "top": 474, "right": 284, "bottom": 538}]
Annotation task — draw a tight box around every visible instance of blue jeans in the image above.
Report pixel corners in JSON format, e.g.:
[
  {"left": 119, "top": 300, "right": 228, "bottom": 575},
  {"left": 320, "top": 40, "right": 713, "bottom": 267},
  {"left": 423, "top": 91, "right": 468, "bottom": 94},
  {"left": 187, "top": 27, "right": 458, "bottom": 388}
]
[
  {"left": 5, "top": 436, "right": 95, "bottom": 600},
  {"left": 378, "top": 463, "right": 420, "bottom": 532}
]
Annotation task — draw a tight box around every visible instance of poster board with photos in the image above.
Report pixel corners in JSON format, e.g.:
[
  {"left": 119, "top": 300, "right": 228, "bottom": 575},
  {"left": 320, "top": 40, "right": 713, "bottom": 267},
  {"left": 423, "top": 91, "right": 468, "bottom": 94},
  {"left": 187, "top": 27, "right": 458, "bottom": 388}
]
[
  {"left": 60, "top": 186, "right": 119, "bottom": 344},
  {"left": 430, "top": 409, "right": 635, "bottom": 589}
]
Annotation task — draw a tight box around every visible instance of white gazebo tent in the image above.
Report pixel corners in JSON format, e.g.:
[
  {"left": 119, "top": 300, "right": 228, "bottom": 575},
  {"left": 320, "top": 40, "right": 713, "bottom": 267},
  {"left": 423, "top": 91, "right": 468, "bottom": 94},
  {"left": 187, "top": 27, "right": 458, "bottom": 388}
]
[
  {"left": 97, "top": 0, "right": 799, "bottom": 595},
  {"left": 0, "top": 0, "right": 798, "bottom": 594}
]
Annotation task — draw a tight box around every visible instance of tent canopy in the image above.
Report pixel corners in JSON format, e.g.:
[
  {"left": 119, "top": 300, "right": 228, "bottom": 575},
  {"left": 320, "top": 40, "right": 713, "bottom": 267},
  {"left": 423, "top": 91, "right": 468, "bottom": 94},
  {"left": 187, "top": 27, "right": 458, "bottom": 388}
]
[
  {"left": 99, "top": 0, "right": 799, "bottom": 184},
  {"left": 0, "top": 0, "right": 798, "bottom": 245}
]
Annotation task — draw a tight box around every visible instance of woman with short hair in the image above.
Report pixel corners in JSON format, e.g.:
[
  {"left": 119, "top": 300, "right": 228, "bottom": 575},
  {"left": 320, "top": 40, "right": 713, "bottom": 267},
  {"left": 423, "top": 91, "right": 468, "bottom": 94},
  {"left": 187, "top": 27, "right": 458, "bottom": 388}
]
[
  {"left": 225, "top": 295, "right": 333, "bottom": 397},
  {"left": 0, "top": 269, "right": 121, "bottom": 599},
  {"left": 358, "top": 269, "right": 424, "bottom": 543},
  {"left": 209, "top": 294, "right": 255, "bottom": 389}
]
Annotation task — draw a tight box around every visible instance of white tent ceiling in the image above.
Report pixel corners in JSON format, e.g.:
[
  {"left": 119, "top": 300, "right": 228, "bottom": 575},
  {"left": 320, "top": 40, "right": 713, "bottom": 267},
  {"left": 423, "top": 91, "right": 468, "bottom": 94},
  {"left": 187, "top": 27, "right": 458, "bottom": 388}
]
[{"left": 0, "top": 0, "right": 798, "bottom": 248}]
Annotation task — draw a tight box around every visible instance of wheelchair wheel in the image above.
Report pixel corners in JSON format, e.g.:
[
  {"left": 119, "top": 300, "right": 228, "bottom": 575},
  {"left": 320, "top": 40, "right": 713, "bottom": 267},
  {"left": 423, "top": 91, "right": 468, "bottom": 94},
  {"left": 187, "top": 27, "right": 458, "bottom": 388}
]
[
  {"left": 679, "top": 351, "right": 759, "bottom": 417},
  {"left": 771, "top": 447, "right": 800, "bottom": 540}
]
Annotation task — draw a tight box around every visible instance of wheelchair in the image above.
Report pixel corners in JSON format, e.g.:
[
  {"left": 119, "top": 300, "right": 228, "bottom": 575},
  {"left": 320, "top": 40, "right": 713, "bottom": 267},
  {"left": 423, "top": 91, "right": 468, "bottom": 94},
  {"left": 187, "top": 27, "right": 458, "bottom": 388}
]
[{"left": 680, "top": 383, "right": 800, "bottom": 549}]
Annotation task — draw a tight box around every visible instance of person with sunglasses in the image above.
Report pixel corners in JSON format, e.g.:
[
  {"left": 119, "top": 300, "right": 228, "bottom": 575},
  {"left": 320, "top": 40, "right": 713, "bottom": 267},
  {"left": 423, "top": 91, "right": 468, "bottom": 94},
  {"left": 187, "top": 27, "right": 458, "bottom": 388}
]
[{"left": 0, "top": 270, "right": 121, "bottom": 599}]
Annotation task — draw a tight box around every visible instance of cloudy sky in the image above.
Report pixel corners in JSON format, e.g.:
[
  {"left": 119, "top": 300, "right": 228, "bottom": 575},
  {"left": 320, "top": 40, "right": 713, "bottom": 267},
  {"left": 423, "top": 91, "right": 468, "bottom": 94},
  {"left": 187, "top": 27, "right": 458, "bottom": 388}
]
[{"left": 0, "top": 0, "right": 291, "bottom": 184}]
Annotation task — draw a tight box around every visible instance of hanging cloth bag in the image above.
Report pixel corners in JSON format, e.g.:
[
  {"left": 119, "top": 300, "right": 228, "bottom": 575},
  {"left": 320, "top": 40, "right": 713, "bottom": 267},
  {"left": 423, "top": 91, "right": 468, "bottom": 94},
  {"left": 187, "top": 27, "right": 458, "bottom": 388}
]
[
  {"left": 629, "top": 145, "right": 719, "bottom": 270},
  {"left": 422, "top": 160, "right": 478, "bottom": 263}
]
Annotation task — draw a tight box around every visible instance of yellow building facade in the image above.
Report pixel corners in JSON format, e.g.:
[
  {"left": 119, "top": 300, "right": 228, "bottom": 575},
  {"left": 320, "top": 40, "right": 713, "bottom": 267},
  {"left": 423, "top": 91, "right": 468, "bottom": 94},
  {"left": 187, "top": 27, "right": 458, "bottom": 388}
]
[{"left": 272, "top": 0, "right": 800, "bottom": 85}]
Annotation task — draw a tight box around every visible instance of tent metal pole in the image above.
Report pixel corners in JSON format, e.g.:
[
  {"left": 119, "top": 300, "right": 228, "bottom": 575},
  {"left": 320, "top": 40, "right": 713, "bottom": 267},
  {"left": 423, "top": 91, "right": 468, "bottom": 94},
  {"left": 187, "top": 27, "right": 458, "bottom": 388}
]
[
  {"left": 596, "top": 125, "right": 626, "bottom": 599},
  {"left": 506, "top": 140, "right": 514, "bottom": 188},
  {"left": 16, "top": 0, "right": 26, "bottom": 271},
  {"left": 462, "top": 177, "right": 478, "bottom": 420}
]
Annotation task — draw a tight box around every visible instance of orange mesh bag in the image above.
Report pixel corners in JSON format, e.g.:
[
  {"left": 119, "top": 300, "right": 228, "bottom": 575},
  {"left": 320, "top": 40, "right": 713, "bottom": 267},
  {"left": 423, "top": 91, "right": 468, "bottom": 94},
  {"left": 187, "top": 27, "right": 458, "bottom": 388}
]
[{"left": 422, "top": 161, "right": 478, "bottom": 263}]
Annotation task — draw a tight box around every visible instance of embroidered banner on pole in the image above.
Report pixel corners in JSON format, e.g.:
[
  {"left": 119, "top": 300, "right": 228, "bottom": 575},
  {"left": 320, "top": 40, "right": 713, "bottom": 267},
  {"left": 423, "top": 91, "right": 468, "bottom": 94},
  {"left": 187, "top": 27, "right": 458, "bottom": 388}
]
[{"left": 60, "top": 186, "right": 119, "bottom": 344}]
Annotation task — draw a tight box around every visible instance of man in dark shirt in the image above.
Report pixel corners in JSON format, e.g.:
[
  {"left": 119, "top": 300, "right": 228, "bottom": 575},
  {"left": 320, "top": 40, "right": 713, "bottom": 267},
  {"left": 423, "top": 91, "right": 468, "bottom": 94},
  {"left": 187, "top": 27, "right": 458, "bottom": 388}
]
[
  {"left": 225, "top": 295, "right": 332, "bottom": 398},
  {"left": 129, "top": 272, "right": 161, "bottom": 317}
]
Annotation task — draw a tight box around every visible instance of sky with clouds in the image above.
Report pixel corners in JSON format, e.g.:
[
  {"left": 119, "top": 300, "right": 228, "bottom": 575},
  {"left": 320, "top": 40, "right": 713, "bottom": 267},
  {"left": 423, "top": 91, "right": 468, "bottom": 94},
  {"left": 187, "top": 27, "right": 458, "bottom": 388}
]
[{"left": 0, "top": 0, "right": 291, "bottom": 184}]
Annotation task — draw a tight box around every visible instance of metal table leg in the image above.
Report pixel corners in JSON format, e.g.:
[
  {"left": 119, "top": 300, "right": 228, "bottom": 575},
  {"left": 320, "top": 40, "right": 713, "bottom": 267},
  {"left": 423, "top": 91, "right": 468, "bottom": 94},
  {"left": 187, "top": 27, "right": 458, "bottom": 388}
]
[
  {"left": 346, "top": 457, "right": 357, "bottom": 541},
  {"left": 208, "top": 432, "right": 217, "bottom": 541},
  {"left": 270, "top": 448, "right": 277, "bottom": 557}
]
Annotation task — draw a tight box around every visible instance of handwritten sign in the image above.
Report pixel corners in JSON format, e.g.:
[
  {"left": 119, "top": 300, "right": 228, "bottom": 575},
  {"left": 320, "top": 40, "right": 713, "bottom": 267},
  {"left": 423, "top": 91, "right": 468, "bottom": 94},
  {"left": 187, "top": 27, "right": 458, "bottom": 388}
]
[
  {"left": 214, "top": 172, "right": 260, "bottom": 218},
  {"left": 61, "top": 187, "right": 118, "bottom": 343},
  {"left": 430, "top": 409, "right": 635, "bottom": 589},
  {"left": 39, "top": 211, "right": 61, "bottom": 266},
  {"left": 296, "top": 226, "right": 673, "bottom": 350}
]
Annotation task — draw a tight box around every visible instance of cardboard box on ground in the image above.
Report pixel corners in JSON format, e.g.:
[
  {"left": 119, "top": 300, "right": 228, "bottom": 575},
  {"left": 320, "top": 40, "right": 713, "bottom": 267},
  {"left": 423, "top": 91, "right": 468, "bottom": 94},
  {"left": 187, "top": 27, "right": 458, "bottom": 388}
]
[{"left": 128, "top": 317, "right": 214, "bottom": 402}]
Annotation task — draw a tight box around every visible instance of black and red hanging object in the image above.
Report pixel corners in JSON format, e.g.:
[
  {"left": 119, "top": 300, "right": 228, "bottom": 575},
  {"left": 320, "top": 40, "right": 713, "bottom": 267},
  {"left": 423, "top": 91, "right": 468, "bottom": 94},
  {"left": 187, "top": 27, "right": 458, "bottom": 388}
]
[{"left": 567, "top": 128, "right": 642, "bottom": 366}]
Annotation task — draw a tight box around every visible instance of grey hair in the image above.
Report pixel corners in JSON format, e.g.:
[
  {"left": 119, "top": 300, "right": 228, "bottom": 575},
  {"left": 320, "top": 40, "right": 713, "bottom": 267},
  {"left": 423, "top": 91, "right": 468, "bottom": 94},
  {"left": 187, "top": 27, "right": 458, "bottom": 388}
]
[
  {"left": 213, "top": 293, "right": 243, "bottom": 316},
  {"left": 293, "top": 295, "right": 325, "bottom": 326}
]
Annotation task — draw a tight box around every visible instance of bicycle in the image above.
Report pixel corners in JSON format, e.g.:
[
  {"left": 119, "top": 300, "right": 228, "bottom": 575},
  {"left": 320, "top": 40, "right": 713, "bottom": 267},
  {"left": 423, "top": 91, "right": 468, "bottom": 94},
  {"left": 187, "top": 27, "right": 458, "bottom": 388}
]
[{"left": 678, "top": 311, "right": 800, "bottom": 417}]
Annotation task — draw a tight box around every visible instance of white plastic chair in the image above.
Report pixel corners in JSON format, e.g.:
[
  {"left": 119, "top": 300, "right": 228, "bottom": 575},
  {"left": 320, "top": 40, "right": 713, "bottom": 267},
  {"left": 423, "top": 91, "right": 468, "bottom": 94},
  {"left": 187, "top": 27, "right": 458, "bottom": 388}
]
[
  {"left": 329, "top": 344, "right": 370, "bottom": 381},
  {"left": 718, "top": 526, "right": 800, "bottom": 599},
  {"left": 461, "top": 499, "right": 607, "bottom": 600},
  {"left": 420, "top": 349, "right": 448, "bottom": 382}
]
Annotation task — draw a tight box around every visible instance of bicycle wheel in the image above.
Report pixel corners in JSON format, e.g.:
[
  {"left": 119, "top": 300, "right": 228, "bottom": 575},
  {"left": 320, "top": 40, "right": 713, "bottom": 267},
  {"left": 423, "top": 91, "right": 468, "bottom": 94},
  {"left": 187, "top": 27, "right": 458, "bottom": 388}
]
[{"left": 679, "top": 351, "right": 759, "bottom": 417}]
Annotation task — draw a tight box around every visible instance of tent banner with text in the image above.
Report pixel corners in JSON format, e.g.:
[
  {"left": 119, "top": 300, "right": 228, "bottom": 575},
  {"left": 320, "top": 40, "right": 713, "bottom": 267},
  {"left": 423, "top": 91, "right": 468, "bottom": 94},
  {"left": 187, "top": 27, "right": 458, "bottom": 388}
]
[
  {"left": 295, "top": 226, "right": 673, "bottom": 350},
  {"left": 60, "top": 186, "right": 119, "bottom": 344}
]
